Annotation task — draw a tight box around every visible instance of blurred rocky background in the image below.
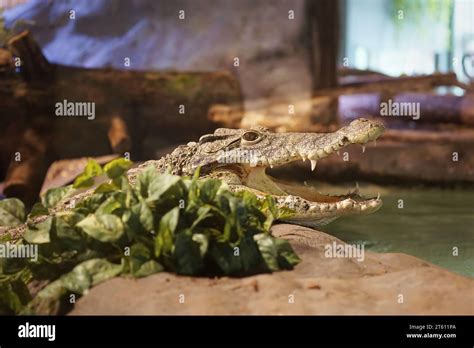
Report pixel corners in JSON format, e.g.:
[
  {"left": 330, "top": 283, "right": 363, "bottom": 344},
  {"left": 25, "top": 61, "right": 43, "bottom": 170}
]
[{"left": 0, "top": 0, "right": 473, "bottom": 206}]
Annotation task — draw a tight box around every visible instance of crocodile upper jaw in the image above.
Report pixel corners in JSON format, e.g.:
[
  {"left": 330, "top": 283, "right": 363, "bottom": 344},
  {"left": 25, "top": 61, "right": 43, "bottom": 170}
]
[{"left": 236, "top": 119, "right": 385, "bottom": 224}]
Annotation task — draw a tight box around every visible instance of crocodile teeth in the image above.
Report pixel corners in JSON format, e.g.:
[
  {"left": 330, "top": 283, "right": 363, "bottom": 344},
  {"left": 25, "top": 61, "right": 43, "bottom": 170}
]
[
  {"left": 310, "top": 160, "right": 317, "bottom": 171},
  {"left": 362, "top": 145, "right": 366, "bottom": 153},
  {"left": 337, "top": 151, "right": 340, "bottom": 156},
  {"left": 320, "top": 204, "right": 329, "bottom": 212},
  {"left": 349, "top": 181, "right": 360, "bottom": 195},
  {"left": 341, "top": 199, "right": 353, "bottom": 209},
  {"left": 376, "top": 192, "right": 381, "bottom": 200},
  {"left": 374, "top": 139, "right": 377, "bottom": 147}
]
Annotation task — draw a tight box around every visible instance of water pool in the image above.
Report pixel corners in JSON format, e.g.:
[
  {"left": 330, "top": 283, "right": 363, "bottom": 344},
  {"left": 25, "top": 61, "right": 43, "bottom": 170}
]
[{"left": 311, "top": 183, "right": 474, "bottom": 277}]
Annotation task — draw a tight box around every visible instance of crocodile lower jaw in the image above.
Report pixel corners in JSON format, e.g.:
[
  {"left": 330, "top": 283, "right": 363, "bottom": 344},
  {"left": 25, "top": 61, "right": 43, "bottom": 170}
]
[
  {"left": 244, "top": 163, "right": 382, "bottom": 212},
  {"left": 240, "top": 145, "right": 382, "bottom": 224}
]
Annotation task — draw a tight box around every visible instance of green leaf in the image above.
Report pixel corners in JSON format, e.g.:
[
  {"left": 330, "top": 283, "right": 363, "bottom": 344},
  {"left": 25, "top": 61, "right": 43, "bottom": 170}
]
[
  {"left": 253, "top": 234, "right": 278, "bottom": 271},
  {"left": 95, "top": 194, "right": 124, "bottom": 215},
  {"left": 60, "top": 263, "right": 90, "bottom": 294},
  {"left": 262, "top": 196, "right": 279, "bottom": 231},
  {"left": 76, "top": 214, "right": 124, "bottom": 242},
  {"left": 54, "top": 215, "right": 84, "bottom": 250},
  {"left": 254, "top": 234, "right": 300, "bottom": 271},
  {"left": 134, "top": 260, "right": 163, "bottom": 278},
  {"left": 128, "top": 243, "right": 151, "bottom": 268},
  {"left": 56, "top": 211, "right": 85, "bottom": 226},
  {"left": 103, "top": 158, "right": 132, "bottom": 179},
  {"left": 147, "top": 174, "right": 181, "bottom": 202},
  {"left": 276, "top": 206, "right": 296, "bottom": 220},
  {"left": 27, "top": 254, "right": 122, "bottom": 314},
  {"left": 174, "top": 231, "right": 204, "bottom": 275},
  {"left": 121, "top": 210, "right": 143, "bottom": 240},
  {"left": 122, "top": 243, "right": 162, "bottom": 277},
  {"left": 208, "top": 241, "right": 242, "bottom": 275},
  {"left": 25, "top": 279, "right": 67, "bottom": 315},
  {"left": 0, "top": 252, "right": 26, "bottom": 275},
  {"left": 0, "top": 233, "right": 12, "bottom": 243},
  {"left": 28, "top": 202, "right": 49, "bottom": 220},
  {"left": 60, "top": 258, "right": 122, "bottom": 294},
  {"left": 24, "top": 216, "right": 53, "bottom": 244},
  {"left": 189, "top": 206, "right": 212, "bottom": 231},
  {"left": 0, "top": 198, "right": 25, "bottom": 227},
  {"left": 264, "top": 196, "right": 278, "bottom": 217},
  {"left": 94, "top": 182, "right": 118, "bottom": 194},
  {"left": 136, "top": 165, "right": 158, "bottom": 199},
  {"left": 239, "top": 190, "right": 259, "bottom": 207},
  {"left": 192, "top": 167, "right": 201, "bottom": 180},
  {"left": 113, "top": 175, "right": 133, "bottom": 194},
  {"left": 73, "top": 158, "right": 103, "bottom": 189},
  {"left": 131, "top": 198, "right": 154, "bottom": 232},
  {"left": 42, "top": 185, "right": 73, "bottom": 209},
  {"left": 198, "top": 179, "right": 221, "bottom": 203},
  {"left": 192, "top": 233, "right": 209, "bottom": 257},
  {"left": 0, "top": 288, "right": 22, "bottom": 314},
  {"left": 237, "top": 234, "right": 267, "bottom": 274},
  {"left": 154, "top": 207, "right": 179, "bottom": 258},
  {"left": 159, "top": 207, "right": 180, "bottom": 234},
  {"left": 221, "top": 220, "right": 233, "bottom": 242},
  {"left": 273, "top": 238, "right": 301, "bottom": 269},
  {"left": 75, "top": 192, "right": 107, "bottom": 213},
  {"left": 0, "top": 280, "right": 30, "bottom": 314}
]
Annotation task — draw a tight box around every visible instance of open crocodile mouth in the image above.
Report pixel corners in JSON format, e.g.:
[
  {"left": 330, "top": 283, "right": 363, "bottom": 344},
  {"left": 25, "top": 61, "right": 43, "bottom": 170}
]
[
  {"left": 248, "top": 163, "right": 382, "bottom": 215},
  {"left": 215, "top": 119, "right": 385, "bottom": 224}
]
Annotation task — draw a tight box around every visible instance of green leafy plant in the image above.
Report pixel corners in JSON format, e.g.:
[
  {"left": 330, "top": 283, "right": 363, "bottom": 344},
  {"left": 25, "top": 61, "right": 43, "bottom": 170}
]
[{"left": 0, "top": 158, "right": 299, "bottom": 314}]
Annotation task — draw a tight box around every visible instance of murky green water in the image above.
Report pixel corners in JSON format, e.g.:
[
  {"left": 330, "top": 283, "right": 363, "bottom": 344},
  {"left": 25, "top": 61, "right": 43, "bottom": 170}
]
[{"left": 313, "top": 183, "right": 474, "bottom": 278}]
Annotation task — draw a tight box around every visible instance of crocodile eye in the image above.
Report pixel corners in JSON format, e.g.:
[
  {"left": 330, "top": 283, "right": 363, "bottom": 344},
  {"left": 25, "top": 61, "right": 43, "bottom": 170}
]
[{"left": 241, "top": 131, "right": 261, "bottom": 145}]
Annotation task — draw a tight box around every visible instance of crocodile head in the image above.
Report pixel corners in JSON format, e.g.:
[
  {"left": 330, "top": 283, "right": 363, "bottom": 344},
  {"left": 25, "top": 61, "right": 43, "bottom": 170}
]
[{"left": 179, "top": 118, "right": 385, "bottom": 227}]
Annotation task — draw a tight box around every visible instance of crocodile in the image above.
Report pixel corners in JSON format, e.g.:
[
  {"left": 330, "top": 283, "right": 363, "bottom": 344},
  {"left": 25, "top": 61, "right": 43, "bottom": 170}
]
[
  {"left": 125, "top": 117, "right": 385, "bottom": 227},
  {"left": 4, "top": 118, "right": 384, "bottom": 235}
]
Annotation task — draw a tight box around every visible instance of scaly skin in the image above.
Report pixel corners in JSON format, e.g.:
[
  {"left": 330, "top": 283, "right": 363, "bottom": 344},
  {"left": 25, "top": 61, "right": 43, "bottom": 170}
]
[
  {"left": 5, "top": 118, "right": 385, "bottom": 236},
  {"left": 127, "top": 117, "right": 385, "bottom": 227}
]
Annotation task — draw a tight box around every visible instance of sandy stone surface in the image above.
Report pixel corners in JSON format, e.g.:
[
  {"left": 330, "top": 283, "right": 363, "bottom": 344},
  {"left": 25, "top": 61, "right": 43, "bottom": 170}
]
[{"left": 70, "top": 224, "right": 474, "bottom": 315}]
